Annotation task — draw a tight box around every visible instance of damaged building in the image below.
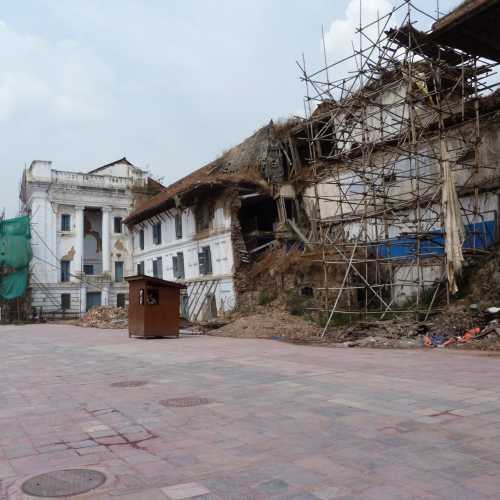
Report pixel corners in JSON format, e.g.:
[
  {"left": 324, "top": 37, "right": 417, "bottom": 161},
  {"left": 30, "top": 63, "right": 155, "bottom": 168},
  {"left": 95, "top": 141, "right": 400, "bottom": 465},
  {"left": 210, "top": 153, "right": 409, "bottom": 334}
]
[
  {"left": 21, "top": 158, "right": 162, "bottom": 316},
  {"left": 123, "top": 121, "right": 312, "bottom": 321},
  {"left": 296, "top": 0, "right": 500, "bottom": 328},
  {"left": 125, "top": 0, "right": 500, "bottom": 325}
]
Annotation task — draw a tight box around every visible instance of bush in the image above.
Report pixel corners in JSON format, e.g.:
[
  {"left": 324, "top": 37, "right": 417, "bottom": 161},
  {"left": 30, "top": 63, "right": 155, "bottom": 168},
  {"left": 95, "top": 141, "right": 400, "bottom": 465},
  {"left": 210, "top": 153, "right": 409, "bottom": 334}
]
[
  {"left": 258, "top": 289, "right": 276, "bottom": 306},
  {"left": 286, "top": 289, "right": 311, "bottom": 316}
]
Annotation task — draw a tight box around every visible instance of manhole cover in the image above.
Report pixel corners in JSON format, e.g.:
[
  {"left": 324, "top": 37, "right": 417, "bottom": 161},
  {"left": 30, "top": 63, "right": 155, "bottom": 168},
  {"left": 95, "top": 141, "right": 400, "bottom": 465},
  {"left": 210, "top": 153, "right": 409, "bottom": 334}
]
[
  {"left": 111, "top": 380, "right": 147, "bottom": 388},
  {"left": 160, "top": 396, "right": 212, "bottom": 407},
  {"left": 21, "top": 469, "right": 106, "bottom": 497}
]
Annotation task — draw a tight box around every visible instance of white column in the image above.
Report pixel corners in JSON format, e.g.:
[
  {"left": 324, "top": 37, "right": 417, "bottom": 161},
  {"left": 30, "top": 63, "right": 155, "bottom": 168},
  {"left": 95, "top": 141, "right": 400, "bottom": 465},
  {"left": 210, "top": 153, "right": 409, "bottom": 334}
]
[
  {"left": 74, "top": 205, "right": 85, "bottom": 279},
  {"left": 102, "top": 206, "right": 111, "bottom": 275},
  {"left": 126, "top": 229, "right": 134, "bottom": 278},
  {"left": 102, "top": 285, "right": 110, "bottom": 307},
  {"left": 49, "top": 202, "right": 58, "bottom": 283},
  {"left": 80, "top": 284, "right": 87, "bottom": 314}
]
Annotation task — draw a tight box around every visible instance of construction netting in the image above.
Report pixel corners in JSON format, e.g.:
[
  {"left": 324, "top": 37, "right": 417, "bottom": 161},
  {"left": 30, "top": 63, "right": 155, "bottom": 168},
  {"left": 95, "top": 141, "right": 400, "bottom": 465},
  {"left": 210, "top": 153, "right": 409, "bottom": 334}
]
[{"left": 0, "top": 216, "right": 32, "bottom": 300}]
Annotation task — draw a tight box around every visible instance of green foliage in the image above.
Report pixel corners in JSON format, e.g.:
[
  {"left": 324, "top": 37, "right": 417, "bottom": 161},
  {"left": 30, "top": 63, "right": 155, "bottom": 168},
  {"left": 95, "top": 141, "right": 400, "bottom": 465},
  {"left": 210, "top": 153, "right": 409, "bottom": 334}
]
[
  {"left": 258, "top": 289, "right": 276, "bottom": 306},
  {"left": 285, "top": 289, "right": 311, "bottom": 316}
]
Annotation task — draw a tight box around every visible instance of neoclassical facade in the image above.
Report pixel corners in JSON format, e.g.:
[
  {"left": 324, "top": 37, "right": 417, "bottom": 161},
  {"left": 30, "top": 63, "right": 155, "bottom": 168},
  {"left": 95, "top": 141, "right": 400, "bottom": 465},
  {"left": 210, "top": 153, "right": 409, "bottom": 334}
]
[{"left": 21, "top": 158, "right": 158, "bottom": 314}]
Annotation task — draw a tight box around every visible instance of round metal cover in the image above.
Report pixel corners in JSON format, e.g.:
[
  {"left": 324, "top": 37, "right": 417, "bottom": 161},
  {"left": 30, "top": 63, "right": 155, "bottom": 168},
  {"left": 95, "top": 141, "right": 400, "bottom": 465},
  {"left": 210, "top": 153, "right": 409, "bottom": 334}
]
[
  {"left": 160, "top": 396, "right": 212, "bottom": 407},
  {"left": 111, "top": 380, "right": 147, "bottom": 388},
  {"left": 21, "top": 469, "right": 106, "bottom": 497}
]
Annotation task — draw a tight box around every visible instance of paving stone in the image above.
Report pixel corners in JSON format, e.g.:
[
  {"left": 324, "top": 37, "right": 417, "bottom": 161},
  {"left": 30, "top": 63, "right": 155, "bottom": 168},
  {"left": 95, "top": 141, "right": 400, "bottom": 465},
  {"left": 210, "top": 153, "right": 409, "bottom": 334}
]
[
  {"left": 256, "top": 478, "right": 290, "bottom": 494},
  {"left": 312, "top": 485, "right": 353, "bottom": 499},
  {"left": 2, "top": 324, "right": 500, "bottom": 498},
  {"left": 279, "top": 494, "right": 321, "bottom": 500},
  {"left": 161, "top": 481, "right": 211, "bottom": 499},
  {"left": 0, "top": 460, "right": 15, "bottom": 479}
]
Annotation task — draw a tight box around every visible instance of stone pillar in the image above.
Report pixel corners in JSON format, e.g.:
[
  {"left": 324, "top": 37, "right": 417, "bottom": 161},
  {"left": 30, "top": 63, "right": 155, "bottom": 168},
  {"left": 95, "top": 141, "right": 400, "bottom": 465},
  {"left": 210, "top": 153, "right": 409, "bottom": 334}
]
[
  {"left": 50, "top": 202, "right": 58, "bottom": 283},
  {"left": 102, "top": 206, "right": 111, "bottom": 275},
  {"left": 102, "top": 285, "right": 110, "bottom": 307},
  {"left": 80, "top": 284, "right": 87, "bottom": 314},
  {"left": 74, "top": 205, "right": 85, "bottom": 279}
]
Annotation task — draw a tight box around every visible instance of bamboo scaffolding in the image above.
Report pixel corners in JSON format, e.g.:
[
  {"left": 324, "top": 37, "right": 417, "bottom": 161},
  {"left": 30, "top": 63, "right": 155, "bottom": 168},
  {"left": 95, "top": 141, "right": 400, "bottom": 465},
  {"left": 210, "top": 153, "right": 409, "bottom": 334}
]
[{"left": 299, "top": 0, "right": 499, "bottom": 326}]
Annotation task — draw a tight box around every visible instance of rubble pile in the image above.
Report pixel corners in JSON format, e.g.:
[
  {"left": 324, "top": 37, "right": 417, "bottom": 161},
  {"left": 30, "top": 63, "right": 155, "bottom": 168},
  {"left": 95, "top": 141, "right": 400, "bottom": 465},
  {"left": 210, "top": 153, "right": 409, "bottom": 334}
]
[
  {"left": 423, "top": 303, "right": 500, "bottom": 350},
  {"left": 212, "top": 309, "right": 322, "bottom": 341},
  {"left": 427, "top": 304, "right": 478, "bottom": 339},
  {"left": 464, "top": 253, "right": 500, "bottom": 305},
  {"left": 76, "top": 306, "right": 128, "bottom": 329},
  {"left": 326, "top": 320, "right": 426, "bottom": 348}
]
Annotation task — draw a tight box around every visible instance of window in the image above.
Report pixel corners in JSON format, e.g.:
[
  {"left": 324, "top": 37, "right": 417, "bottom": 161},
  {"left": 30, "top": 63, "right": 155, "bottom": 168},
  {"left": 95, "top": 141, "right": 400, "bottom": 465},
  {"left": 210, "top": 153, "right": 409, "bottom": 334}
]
[
  {"left": 180, "top": 293, "right": 189, "bottom": 319},
  {"left": 139, "top": 229, "right": 144, "bottom": 250},
  {"left": 198, "top": 246, "right": 212, "bottom": 275},
  {"left": 61, "top": 293, "right": 71, "bottom": 310},
  {"left": 157, "top": 257, "right": 163, "bottom": 278},
  {"left": 152, "top": 257, "right": 163, "bottom": 279},
  {"left": 147, "top": 288, "right": 159, "bottom": 305},
  {"left": 83, "top": 264, "right": 94, "bottom": 275},
  {"left": 137, "top": 261, "right": 145, "bottom": 275},
  {"left": 116, "top": 293, "right": 126, "bottom": 308},
  {"left": 115, "top": 261, "right": 124, "bottom": 282},
  {"left": 61, "top": 260, "right": 70, "bottom": 282},
  {"left": 114, "top": 217, "right": 123, "bottom": 233},
  {"left": 172, "top": 252, "right": 185, "bottom": 279},
  {"left": 152, "top": 222, "right": 162, "bottom": 245},
  {"left": 195, "top": 205, "right": 214, "bottom": 233},
  {"left": 175, "top": 213, "right": 183, "bottom": 239},
  {"left": 61, "top": 214, "right": 71, "bottom": 232},
  {"left": 284, "top": 199, "right": 296, "bottom": 220}
]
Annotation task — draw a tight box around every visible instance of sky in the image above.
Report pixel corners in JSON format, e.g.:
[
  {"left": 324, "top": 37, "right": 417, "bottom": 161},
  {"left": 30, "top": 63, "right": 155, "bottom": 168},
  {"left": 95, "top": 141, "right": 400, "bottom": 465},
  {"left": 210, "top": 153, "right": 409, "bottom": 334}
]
[{"left": 1, "top": 0, "right": 458, "bottom": 217}]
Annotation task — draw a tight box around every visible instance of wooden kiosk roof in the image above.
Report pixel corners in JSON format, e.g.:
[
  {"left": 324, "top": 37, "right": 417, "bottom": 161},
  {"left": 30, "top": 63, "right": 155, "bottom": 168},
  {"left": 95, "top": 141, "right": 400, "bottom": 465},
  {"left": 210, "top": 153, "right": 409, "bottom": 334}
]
[{"left": 125, "top": 275, "right": 186, "bottom": 289}]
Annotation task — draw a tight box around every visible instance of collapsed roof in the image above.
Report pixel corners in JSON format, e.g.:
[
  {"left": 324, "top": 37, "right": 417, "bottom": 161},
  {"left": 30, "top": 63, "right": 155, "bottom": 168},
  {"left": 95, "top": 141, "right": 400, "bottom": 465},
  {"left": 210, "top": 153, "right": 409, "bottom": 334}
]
[{"left": 124, "top": 120, "right": 300, "bottom": 226}]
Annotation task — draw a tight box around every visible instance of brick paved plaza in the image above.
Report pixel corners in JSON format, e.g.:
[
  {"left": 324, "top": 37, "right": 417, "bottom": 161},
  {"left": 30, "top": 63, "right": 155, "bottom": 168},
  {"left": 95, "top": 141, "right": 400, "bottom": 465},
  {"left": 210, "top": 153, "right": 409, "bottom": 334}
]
[{"left": 1, "top": 324, "right": 500, "bottom": 499}]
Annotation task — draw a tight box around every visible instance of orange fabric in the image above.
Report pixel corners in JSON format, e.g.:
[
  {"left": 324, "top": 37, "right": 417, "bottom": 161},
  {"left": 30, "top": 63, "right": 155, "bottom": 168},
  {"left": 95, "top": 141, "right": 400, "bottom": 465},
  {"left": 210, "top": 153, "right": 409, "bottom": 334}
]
[
  {"left": 458, "top": 327, "right": 481, "bottom": 343},
  {"left": 424, "top": 336, "right": 433, "bottom": 347}
]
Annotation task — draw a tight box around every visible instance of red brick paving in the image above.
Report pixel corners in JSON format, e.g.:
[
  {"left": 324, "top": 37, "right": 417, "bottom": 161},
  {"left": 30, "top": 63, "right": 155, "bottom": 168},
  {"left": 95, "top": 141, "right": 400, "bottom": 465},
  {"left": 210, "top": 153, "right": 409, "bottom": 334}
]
[{"left": 1, "top": 323, "right": 500, "bottom": 499}]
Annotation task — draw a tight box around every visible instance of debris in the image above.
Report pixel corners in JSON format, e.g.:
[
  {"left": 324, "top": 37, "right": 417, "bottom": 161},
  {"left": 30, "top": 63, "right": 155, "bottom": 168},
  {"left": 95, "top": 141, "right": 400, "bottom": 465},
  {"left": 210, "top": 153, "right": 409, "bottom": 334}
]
[
  {"left": 210, "top": 309, "right": 321, "bottom": 342},
  {"left": 325, "top": 320, "right": 426, "bottom": 349},
  {"left": 74, "top": 306, "right": 128, "bottom": 329},
  {"left": 457, "top": 327, "right": 481, "bottom": 343},
  {"left": 486, "top": 306, "right": 500, "bottom": 315},
  {"left": 442, "top": 338, "right": 456, "bottom": 348}
]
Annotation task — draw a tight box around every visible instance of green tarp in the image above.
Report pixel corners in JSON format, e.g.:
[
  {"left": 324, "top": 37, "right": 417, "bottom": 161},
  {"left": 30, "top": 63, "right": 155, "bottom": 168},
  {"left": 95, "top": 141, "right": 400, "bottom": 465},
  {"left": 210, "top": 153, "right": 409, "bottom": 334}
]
[{"left": 0, "top": 216, "right": 31, "bottom": 300}]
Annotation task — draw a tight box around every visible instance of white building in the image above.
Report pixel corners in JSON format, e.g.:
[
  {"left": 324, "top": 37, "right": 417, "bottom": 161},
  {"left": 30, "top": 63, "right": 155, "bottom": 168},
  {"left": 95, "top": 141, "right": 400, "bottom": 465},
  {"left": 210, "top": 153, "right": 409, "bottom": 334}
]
[
  {"left": 124, "top": 122, "right": 294, "bottom": 321},
  {"left": 21, "top": 158, "right": 161, "bottom": 315},
  {"left": 125, "top": 192, "right": 238, "bottom": 322}
]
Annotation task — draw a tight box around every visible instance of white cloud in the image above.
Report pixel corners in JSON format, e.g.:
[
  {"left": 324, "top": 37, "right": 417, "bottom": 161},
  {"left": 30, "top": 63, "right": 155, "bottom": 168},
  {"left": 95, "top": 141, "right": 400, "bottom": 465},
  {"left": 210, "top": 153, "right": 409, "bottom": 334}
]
[
  {"left": 0, "top": 20, "right": 115, "bottom": 123},
  {"left": 323, "top": 0, "right": 398, "bottom": 85}
]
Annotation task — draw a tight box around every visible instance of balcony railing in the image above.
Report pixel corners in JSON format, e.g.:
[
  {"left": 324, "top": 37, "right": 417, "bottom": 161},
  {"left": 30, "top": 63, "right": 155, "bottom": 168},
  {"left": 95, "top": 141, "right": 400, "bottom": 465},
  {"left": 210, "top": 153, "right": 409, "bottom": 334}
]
[{"left": 52, "top": 170, "right": 146, "bottom": 189}]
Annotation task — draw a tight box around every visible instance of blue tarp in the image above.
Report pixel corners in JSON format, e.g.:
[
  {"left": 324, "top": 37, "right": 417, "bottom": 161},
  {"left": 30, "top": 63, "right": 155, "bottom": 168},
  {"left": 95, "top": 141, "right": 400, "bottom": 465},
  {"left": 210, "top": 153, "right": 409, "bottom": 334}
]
[{"left": 374, "top": 220, "right": 496, "bottom": 260}]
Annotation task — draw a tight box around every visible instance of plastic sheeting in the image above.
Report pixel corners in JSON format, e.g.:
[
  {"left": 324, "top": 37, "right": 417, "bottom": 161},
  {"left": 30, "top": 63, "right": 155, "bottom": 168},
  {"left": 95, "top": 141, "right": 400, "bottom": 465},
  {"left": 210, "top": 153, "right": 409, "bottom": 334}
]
[
  {"left": 441, "top": 140, "right": 464, "bottom": 295},
  {"left": 0, "top": 216, "right": 31, "bottom": 300}
]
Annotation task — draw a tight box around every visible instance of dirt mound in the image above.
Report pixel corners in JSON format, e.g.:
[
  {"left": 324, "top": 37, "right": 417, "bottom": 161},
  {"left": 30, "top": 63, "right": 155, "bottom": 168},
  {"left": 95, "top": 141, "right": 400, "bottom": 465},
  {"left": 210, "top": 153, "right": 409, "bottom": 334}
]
[
  {"left": 462, "top": 252, "right": 500, "bottom": 305},
  {"left": 76, "top": 306, "right": 128, "bottom": 329},
  {"left": 211, "top": 310, "right": 321, "bottom": 341}
]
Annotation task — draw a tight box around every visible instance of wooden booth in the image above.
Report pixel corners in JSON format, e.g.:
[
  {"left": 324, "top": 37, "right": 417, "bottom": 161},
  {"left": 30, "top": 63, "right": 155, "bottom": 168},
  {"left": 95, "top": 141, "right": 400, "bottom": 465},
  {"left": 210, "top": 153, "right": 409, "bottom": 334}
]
[{"left": 125, "top": 275, "right": 186, "bottom": 338}]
